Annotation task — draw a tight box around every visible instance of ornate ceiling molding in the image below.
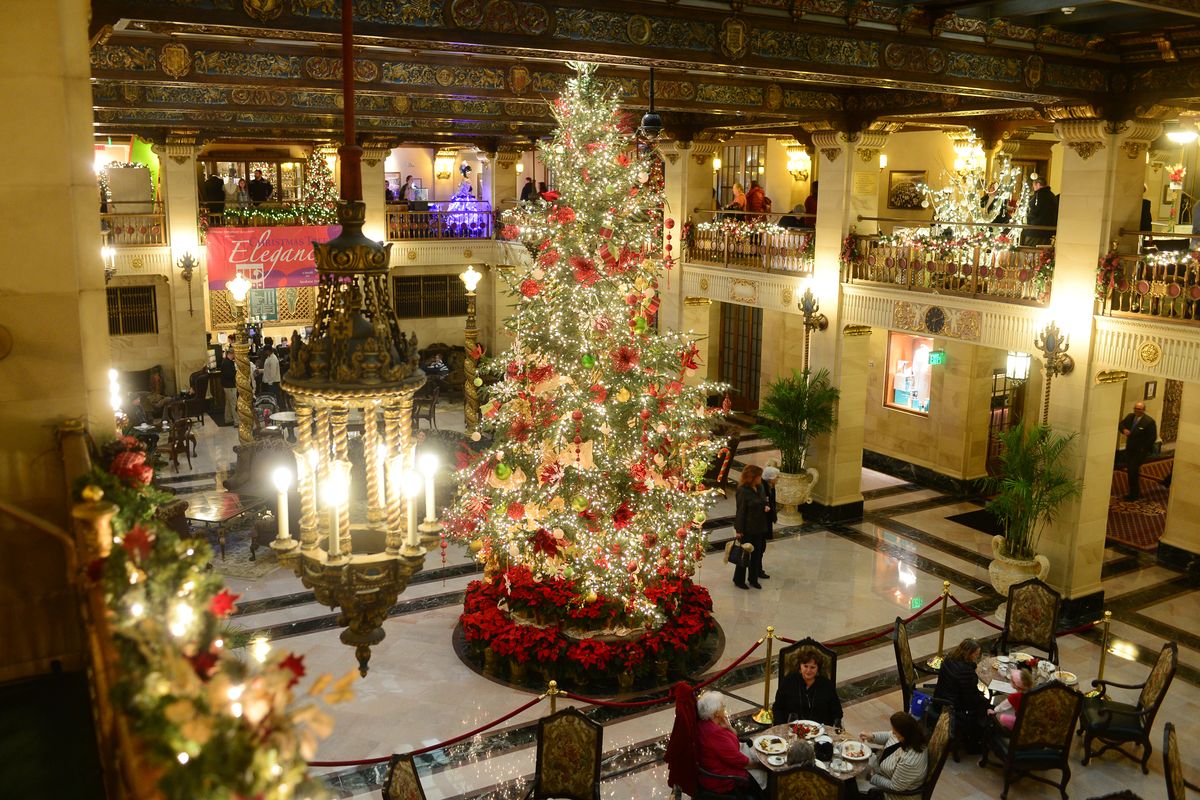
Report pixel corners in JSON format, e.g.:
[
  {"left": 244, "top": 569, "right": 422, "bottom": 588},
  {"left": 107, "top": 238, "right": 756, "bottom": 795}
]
[
  {"left": 811, "top": 130, "right": 845, "bottom": 162},
  {"left": 1054, "top": 120, "right": 1108, "bottom": 161},
  {"left": 1118, "top": 119, "right": 1164, "bottom": 160}
]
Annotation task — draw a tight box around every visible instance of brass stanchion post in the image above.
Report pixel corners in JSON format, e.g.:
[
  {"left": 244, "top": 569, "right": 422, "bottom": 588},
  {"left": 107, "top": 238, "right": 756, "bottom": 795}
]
[
  {"left": 547, "top": 679, "right": 559, "bottom": 715},
  {"left": 927, "top": 581, "right": 950, "bottom": 671},
  {"left": 752, "top": 626, "right": 775, "bottom": 725},
  {"left": 1086, "top": 611, "right": 1112, "bottom": 698}
]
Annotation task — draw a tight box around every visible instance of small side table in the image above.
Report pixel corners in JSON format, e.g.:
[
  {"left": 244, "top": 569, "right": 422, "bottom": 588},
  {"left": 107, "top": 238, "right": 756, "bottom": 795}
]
[
  {"left": 181, "top": 490, "right": 267, "bottom": 560},
  {"left": 269, "top": 411, "right": 298, "bottom": 442}
]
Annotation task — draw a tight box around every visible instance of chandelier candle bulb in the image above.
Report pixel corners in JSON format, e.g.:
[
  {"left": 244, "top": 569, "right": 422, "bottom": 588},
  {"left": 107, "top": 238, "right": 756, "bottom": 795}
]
[
  {"left": 418, "top": 451, "right": 439, "bottom": 524},
  {"left": 402, "top": 470, "right": 422, "bottom": 547},
  {"left": 271, "top": 466, "right": 293, "bottom": 547}
]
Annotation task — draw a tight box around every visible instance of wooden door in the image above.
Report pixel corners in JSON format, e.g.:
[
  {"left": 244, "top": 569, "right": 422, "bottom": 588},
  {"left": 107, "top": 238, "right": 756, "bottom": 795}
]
[{"left": 719, "top": 303, "right": 763, "bottom": 412}]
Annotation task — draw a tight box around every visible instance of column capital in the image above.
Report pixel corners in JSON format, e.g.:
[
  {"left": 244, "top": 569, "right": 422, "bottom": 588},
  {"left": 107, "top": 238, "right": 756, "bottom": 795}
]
[
  {"left": 685, "top": 140, "right": 719, "bottom": 165},
  {"left": 496, "top": 146, "right": 522, "bottom": 170},
  {"left": 811, "top": 130, "right": 846, "bottom": 162},
  {"left": 153, "top": 131, "right": 199, "bottom": 165},
  {"left": 854, "top": 131, "right": 889, "bottom": 163},
  {"left": 1113, "top": 120, "right": 1164, "bottom": 161},
  {"left": 361, "top": 140, "right": 391, "bottom": 168},
  {"left": 1053, "top": 120, "right": 1108, "bottom": 161}
]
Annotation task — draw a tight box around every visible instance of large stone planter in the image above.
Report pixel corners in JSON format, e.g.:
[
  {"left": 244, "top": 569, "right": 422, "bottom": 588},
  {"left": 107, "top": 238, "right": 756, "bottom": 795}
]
[
  {"left": 988, "top": 535, "right": 1050, "bottom": 596},
  {"left": 775, "top": 467, "right": 819, "bottom": 525}
]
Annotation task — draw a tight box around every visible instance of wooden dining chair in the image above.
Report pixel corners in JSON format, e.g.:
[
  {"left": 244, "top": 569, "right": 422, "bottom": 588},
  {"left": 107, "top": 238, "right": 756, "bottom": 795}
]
[
  {"left": 383, "top": 753, "right": 428, "bottom": 800},
  {"left": 1164, "top": 722, "right": 1185, "bottom": 800},
  {"left": 996, "top": 578, "right": 1062, "bottom": 663},
  {"left": 882, "top": 711, "right": 953, "bottom": 800},
  {"left": 525, "top": 707, "right": 602, "bottom": 800},
  {"left": 160, "top": 418, "right": 197, "bottom": 471},
  {"left": 778, "top": 637, "right": 837, "bottom": 688},
  {"left": 412, "top": 381, "right": 440, "bottom": 430},
  {"left": 893, "top": 616, "right": 938, "bottom": 715},
  {"left": 980, "top": 680, "right": 1082, "bottom": 800},
  {"left": 1081, "top": 641, "right": 1178, "bottom": 774},
  {"left": 767, "top": 764, "right": 841, "bottom": 800}
]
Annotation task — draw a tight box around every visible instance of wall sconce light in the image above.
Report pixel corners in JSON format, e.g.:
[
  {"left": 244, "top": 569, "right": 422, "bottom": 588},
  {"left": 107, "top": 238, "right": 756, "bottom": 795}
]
[
  {"left": 515, "top": 161, "right": 525, "bottom": 175},
  {"left": 101, "top": 245, "right": 116, "bottom": 283},
  {"left": 879, "top": 153, "right": 889, "bottom": 171},
  {"left": 797, "top": 286, "right": 829, "bottom": 372},
  {"left": 787, "top": 148, "right": 811, "bottom": 182},
  {"left": 1034, "top": 320, "right": 1074, "bottom": 424},
  {"left": 712, "top": 156, "right": 722, "bottom": 172},
  {"left": 177, "top": 251, "right": 198, "bottom": 317},
  {"left": 1005, "top": 351, "right": 1032, "bottom": 381},
  {"left": 434, "top": 156, "right": 454, "bottom": 180}
]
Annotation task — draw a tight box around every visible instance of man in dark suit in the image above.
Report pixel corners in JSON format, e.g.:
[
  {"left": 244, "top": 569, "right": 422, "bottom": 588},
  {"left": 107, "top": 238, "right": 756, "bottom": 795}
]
[
  {"left": 247, "top": 169, "right": 273, "bottom": 204},
  {"left": 1022, "top": 174, "right": 1058, "bottom": 246},
  {"left": 1119, "top": 401, "right": 1157, "bottom": 501}
]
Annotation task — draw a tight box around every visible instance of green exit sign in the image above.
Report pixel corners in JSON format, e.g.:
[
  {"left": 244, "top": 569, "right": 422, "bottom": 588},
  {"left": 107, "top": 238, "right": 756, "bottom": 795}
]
[
  {"left": 910, "top": 596, "right": 924, "bottom": 609},
  {"left": 928, "top": 350, "right": 946, "bottom": 366}
]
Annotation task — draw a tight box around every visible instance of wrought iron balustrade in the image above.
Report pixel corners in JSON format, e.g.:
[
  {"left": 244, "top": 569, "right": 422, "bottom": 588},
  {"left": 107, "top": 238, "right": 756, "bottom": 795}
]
[
  {"left": 199, "top": 200, "right": 310, "bottom": 239},
  {"left": 101, "top": 201, "right": 166, "bottom": 247},
  {"left": 843, "top": 232, "right": 1053, "bottom": 306},
  {"left": 386, "top": 200, "right": 494, "bottom": 241},
  {"left": 683, "top": 211, "right": 814, "bottom": 275},
  {"left": 1103, "top": 251, "right": 1200, "bottom": 323}
]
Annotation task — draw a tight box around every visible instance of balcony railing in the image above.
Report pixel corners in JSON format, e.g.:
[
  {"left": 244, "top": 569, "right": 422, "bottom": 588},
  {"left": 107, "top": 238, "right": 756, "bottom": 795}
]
[
  {"left": 101, "top": 201, "right": 166, "bottom": 247},
  {"left": 386, "top": 200, "right": 494, "bottom": 241},
  {"left": 1102, "top": 248, "right": 1200, "bottom": 323},
  {"left": 844, "top": 227, "right": 1053, "bottom": 306},
  {"left": 683, "top": 211, "right": 814, "bottom": 275}
]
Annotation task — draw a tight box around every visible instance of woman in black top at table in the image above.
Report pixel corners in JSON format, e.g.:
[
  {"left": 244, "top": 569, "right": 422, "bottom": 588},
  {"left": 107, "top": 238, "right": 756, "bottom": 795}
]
[
  {"left": 931, "top": 637, "right": 990, "bottom": 751},
  {"left": 732, "top": 465, "right": 770, "bottom": 590},
  {"left": 772, "top": 647, "right": 843, "bottom": 727}
]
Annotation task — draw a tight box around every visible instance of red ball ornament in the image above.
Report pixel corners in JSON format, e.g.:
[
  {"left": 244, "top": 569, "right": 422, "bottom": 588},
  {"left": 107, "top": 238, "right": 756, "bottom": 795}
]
[
  {"left": 639, "top": 408, "right": 651, "bottom": 420},
  {"left": 666, "top": 218, "right": 676, "bottom": 229},
  {"left": 572, "top": 410, "right": 583, "bottom": 421}
]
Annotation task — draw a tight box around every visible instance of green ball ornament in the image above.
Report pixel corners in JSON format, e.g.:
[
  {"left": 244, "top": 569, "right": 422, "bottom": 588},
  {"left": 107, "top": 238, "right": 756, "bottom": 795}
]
[
  {"left": 693, "top": 511, "right": 707, "bottom": 524},
  {"left": 494, "top": 462, "right": 513, "bottom": 480},
  {"left": 634, "top": 317, "right": 649, "bottom": 333},
  {"left": 473, "top": 377, "right": 483, "bottom": 387},
  {"left": 581, "top": 353, "right": 598, "bottom": 368},
  {"left": 571, "top": 496, "right": 589, "bottom": 512},
  {"left": 563, "top": 566, "right": 575, "bottom": 579}
]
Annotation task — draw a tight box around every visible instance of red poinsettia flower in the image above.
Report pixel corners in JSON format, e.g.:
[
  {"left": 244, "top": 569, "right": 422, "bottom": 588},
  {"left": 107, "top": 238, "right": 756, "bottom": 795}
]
[
  {"left": 616, "top": 153, "right": 631, "bottom": 167},
  {"left": 527, "top": 363, "right": 554, "bottom": 385},
  {"left": 508, "top": 417, "right": 534, "bottom": 443},
  {"left": 570, "top": 256, "right": 600, "bottom": 287},
  {"left": 541, "top": 190, "right": 560, "bottom": 202},
  {"left": 519, "top": 279, "right": 542, "bottom": 298},
  {"left": 279, "top": 653, "right": 306, "bottom": 688},
  {"left": 189, "top": 649, "right": 219, "bottom": 681},
  {"left": 538, "top": 249, "right": 560, "bottom": 267},
  {"left": 612, "top": 502, "right": 635, "bottom": 529},
  {"left": 500, "top": 224, "right": 521, "bottom": 240},
  {"left": 611, "top": 346, "right": 640, "bottom": 372},
  {"left": 538, "top": 462, "right": 564, "bottom": 487},
  {"left": 122, "top": 524, "right": 155, "bottom": 562},
  {"left": 589, "top": 384, "right": 607, "bottom": 403},
  {"left": 532, "top": 528, "right": 561, "bottom": 557},
  {"left": 208, "top": 589, "right": 241, "bottom": 618},
  {"left": 556, "top": 206, "right": 576, "bottom": 224},
  {"left": 467, "top": 343, "right": 485, "bottom": 360},
  {"left": 586, "top": 142, "right": 603, "bottom": 154},
  {"left": 110, "top": 450, "right": 153, "bottom": 486},
  {"left": 581, "top": 168, "right": 590, "bottom": 183},
  {"left": 506, "top": 502, "right": 525, "bottom": 521}
]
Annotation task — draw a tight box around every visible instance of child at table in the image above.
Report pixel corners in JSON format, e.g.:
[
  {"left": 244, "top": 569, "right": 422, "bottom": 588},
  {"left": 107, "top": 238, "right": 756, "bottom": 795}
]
[{"left": 991, "top": 667, "right": 1033, "bottom": 730}]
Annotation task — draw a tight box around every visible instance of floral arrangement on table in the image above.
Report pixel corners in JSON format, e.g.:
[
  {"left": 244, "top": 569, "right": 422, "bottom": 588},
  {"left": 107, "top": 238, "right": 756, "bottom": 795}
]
[
  {"left": 695, "top": 217, "right": 789, "bottom": 240},
  {"left": 1169, "top": 165, "right": 1186, "bottom": 189},
  {"left": 75, "top": 435, "right": 350, "bottom": 800},
  {"left": 460, "top": 566, "right": 715, "bottom": 684},
  {"left": 1095, "top": 248, "right": 1125, "bottom": 303}
]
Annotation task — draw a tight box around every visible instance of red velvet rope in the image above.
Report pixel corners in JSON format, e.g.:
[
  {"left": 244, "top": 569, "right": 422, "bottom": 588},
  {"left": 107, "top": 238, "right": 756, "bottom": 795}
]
[
  {"left": 308, "top": 695, "right": 546, "bottom": 766},
  {"left": 949, "top": 594, "right": 1005, "bottom": 629},
  {"left": 778, "top": 594, "right": 942, "bottom": 648}
]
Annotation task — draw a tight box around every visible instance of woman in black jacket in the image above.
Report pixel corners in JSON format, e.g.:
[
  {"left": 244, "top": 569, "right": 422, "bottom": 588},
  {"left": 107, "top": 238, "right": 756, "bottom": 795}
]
[
  {"left": 772, "top": 647, "right": 843, "bottom": 727},
  {"left": 733, "top": 464, "right": 770, "bottom": 590},
  {"left": 932, "top": 637, "right": 990, "bottom": 751}
]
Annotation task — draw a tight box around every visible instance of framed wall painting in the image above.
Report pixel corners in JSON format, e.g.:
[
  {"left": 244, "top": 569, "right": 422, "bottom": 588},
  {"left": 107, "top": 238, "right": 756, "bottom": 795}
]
[
  {"left": 1144, "top": 380, "right": 1158, "bottom": 400},
  {"left": 887, "top": 170, "right": 926, "bottom": 210}
]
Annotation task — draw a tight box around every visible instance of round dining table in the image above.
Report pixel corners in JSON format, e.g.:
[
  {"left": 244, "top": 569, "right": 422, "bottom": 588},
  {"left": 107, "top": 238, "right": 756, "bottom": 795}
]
[{"left": 748, "top": 722, "right": 875, "bottom": 783}]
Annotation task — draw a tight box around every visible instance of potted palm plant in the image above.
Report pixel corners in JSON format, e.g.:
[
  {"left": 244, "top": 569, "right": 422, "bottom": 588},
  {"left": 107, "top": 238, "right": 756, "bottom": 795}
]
[
  {"left": 752, "top": 368, "right": 839, "bottom": 524},
  {"left": 984, "top": 424, "right": 1083, "bottom": 595}
]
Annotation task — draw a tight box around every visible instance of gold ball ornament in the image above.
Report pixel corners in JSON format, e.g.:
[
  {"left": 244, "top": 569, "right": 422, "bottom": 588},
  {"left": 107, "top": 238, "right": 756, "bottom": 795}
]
[{"left": 81, "top": 485, "right": 105, "bottom": 503}]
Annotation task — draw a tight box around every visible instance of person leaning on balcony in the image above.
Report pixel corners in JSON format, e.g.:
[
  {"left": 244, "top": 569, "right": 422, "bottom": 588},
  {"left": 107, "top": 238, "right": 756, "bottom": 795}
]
[
  {"left": 1021, "top": 173, "right": 1058, "bottom": 246},
  {"left": 745, "top": 180, "right": 770, "bottom": 220},
  {"left": 803, "top": 181, "right": 818, "bottom": 226},
  {"left": 520, "top": 176, "right": 536, "bottom": 202},
  {"left": 248, "top": 168, "right": 273, "bottom": 204},
  {"left": 1119, "top": 401, "right": 1157, "bottom": 501},
  {"left": 728, "top": 182, "right": 747, "bottom": 212}
]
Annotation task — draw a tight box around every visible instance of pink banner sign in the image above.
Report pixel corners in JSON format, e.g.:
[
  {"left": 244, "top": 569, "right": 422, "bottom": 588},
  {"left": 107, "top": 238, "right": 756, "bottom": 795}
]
[{"left": 206, "top": 225, "right": 339, "bottom": 289}]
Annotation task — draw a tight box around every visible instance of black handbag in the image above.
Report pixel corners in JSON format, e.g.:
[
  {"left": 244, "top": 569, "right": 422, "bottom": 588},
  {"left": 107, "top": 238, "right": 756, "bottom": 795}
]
[{"left": 725, "top": 540, "right": 752, "bottom": 566}]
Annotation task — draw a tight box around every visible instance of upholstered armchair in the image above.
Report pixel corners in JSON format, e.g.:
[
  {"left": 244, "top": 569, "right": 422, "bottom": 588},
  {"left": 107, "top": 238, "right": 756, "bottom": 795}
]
[
  {"left": 997, "top": 578, "right": 1062, "bottom": 663},
  {"left": 779, "top": 637, "right": 838, "bottom": 688},
  {"left": 766, "top": 764, "right": 841, "bottom": 800},
  {"left": 525, "top": 707, "right": 602, "bottom": 800},
  {"left": 1081, "top": 641, "right": 1178, "bottom": 774},
  {"left": 1164, "top": 722, "right": 1185, "bottom": 800},
  {"left": 383, "top": 754, "right": 428, "bottom": 800},
  {"left": 893, "top": 616, "right": 938, "bottom": 714},
  {"left": 980, "top": 681, "right": 1083, "bottom": 800},
  {"left": 876, "top": 711, "right": 953, "bottom": 800}
]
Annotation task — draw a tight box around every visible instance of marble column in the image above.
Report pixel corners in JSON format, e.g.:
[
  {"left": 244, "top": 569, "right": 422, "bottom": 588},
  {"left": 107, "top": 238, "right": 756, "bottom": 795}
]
[
  {"left": 0, "top": 0, "right": 105, "bottom": 680},
  {"left": 1159, "top": 384, "right": 1199, "bottom": 571},
  {"left": 361, "top": 142, "right": 390, "bottom": 243},
  {"left": 1032, "top": 120, "right": 1162, "bottom": 606},
  {"left": 801, "top": 130, "right": 888, "bottom": 519},
  {"left": 156, "top": 131, "right": 211, "bottom": 390},
  {"left": 658, "top": 140, "right": 712, "bottom": 333}
]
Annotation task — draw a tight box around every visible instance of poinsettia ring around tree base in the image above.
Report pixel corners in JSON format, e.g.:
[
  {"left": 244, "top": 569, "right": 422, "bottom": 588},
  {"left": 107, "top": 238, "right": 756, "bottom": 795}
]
[{"left": 458, "top": 566, "right": 718, "bottom": 690}]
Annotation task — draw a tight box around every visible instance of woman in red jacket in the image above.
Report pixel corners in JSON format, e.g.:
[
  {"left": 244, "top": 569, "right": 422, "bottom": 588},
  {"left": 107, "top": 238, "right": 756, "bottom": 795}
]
[{"left": 696, "top": 692, "right": 765, "bottom": 798}]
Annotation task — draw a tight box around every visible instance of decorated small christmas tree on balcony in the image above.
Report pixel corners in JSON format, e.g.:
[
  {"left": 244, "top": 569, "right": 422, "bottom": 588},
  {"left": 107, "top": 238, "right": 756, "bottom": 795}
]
[
  {"left": 301, "top": 151, "right": 337, "bottom": 225},
  {"left": 445, "top": 63, "right": 726, "bottom": 687}
]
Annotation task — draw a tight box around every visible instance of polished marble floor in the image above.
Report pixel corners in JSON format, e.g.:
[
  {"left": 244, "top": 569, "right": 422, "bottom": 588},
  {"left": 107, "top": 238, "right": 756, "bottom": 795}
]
[{"left": 163, "top": 406, "right": 1199, "bottom": 799}]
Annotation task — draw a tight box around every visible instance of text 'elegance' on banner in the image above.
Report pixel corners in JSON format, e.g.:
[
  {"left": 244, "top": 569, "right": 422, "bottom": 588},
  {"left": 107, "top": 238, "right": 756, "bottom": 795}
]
[{"left": 206, "top": 225, "right": 340, "bottom": 288}]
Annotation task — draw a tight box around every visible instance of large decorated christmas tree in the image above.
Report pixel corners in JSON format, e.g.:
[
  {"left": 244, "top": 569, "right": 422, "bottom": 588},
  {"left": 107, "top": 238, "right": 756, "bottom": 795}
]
[
  {"left": 302, "top": 151, "right": 338, "bottom": 224},
  {"left": 446, "top": 64, "right": 726, "bottom": 687}
]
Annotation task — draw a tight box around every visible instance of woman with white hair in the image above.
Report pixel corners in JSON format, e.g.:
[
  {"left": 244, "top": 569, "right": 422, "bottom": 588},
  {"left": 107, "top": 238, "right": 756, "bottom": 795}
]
[
  {"left": 696, "top": 692, "right": 765, "bottom": 798},
  {"left": 760, "top": 465, "right": 779, "bottom": 579}
]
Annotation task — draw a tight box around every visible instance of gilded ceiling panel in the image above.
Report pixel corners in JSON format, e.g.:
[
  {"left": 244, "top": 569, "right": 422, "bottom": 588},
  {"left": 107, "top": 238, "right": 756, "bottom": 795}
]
[
  {"left": 193, "top": 50, "right": 303, "bottom": 79},
  {"left": 91, "top": 45, "right": 157, "bottom": 72},
  {"left": 782, "top": 89, "right": 842, "bottom": 111},
  {"left": 380, "top": 63, "right": 506, "bottom": 90},
  {"left": 752, "top": 30, "right": 879, "bottom": 70},
  {"left": 944, "top": 52, "right": 1020, "bottom": 84},
  {"left": 695, "top": 84, "right": 763, "bottom": 107},
  {"left": 552, "top": 8, "right": 715, "bottom": 52},
  {"left": 1044, "top": 64, "right": 1108, "bottom": 93}
]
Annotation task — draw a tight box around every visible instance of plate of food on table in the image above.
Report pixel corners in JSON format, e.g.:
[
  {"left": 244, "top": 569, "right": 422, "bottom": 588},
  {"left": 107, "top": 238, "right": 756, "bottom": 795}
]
[
  {"left": 791, "top": 720, "right": 825, "bottom": 739},
  {"left": 753, "top": 734, "right": 789, "bottom": 755},
  {"left": 840, "top": 740, "right": 871, "bottom": 761}
]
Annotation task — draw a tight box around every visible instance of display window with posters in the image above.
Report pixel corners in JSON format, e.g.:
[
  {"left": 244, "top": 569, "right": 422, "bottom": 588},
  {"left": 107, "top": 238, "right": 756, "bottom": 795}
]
[{"left": 885, "top": 331, "right": 935, "bottom": 415}]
